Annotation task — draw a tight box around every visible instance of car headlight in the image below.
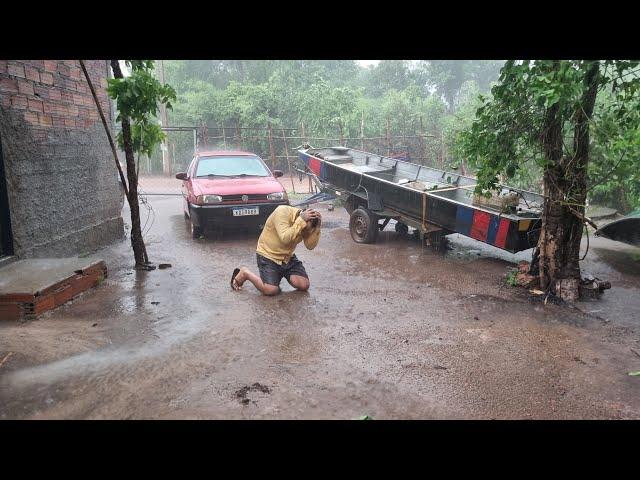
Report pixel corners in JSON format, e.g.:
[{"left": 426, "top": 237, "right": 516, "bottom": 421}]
[
  {"left": 198, "top": 195, "right": 223, "bottom": 204},
  {"left": 267, "top": 191, "right": 287, "bottom": 201}
]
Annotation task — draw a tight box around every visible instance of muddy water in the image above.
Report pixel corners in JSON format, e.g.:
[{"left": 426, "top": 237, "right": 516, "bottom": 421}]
[{"left": 1, "top": 196, "right": 639, "bottom": 419}]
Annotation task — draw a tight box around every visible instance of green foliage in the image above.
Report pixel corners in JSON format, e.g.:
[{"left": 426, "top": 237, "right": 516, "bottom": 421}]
[
  {"left": 107, "top": 61, "right": 177, "bottom": 157},
  {"left": 156, "top": 60, "right": 504, "bottom": 174},
  {"left": 506, "top": 269, "right": 518, "bottom": 287},
  {"left": 459, "top": 60, "right": 640, "bottom": 203},
  {"left": 416, "top": 60, "right": 504, "bottom": 110},
  {"left": 588, "top": 83, "right": 640, "bottom": 212},
  {"left": 148, "top": 60, "right": 639, "bottom": 214}
]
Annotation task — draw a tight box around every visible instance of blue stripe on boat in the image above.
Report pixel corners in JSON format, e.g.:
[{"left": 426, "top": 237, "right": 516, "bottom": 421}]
[
  {"left": 455, "top": 206, "right": 473, "bottom": 236},
  {"left": 486, "top": 215, "right": 501, "bottom": 245}
]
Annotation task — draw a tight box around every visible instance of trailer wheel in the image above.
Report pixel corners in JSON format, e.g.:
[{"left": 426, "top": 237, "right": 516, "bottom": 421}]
[
  {"left": 349, "top": 208, "right": 378, "bottom": 244},
  {"left": 344, "top": 194, "right": 365, "bottom": 215},
  {"left": 426, "top": 230, "right": 449, "bottom": 253}
]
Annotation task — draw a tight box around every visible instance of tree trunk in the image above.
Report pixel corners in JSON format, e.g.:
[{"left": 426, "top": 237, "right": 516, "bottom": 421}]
[
  {"left": 536, "top": 61, "right": 600, "bottom": 301},
  {"left": 110, "top": 60, "right": 149, "bottom": 268}
]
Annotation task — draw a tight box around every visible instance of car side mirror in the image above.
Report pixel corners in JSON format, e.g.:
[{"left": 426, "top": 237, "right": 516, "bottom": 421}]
[
  {"left": 175, "top": 172, "right": 188, "bottom": 180},
  {"left": 273, "top": 170, "right": 284, "bottom": 178}
]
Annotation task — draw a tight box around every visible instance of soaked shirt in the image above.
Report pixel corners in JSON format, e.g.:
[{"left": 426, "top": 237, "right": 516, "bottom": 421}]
[{"left": 256, "top": 205, "right": 320, "bottom": 265}]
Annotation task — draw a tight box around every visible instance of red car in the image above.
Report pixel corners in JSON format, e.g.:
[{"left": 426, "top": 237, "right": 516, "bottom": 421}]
[{"left": 176, "top": 150, "right": 289, "bottom": 237}]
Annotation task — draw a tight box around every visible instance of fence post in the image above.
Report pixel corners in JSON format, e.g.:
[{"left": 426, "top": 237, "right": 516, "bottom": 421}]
[
  {"left": 441, "top": 130, "right": 445, "bottom": 170},
  {"left": 386, "top": 117, "right": 391, "bottom": 156},
  {"left": 236, "top": 121, "right": 242, "bottom": 150},
  {"left": 267, "top": 122, "right": 276, "bottom": 170},
  {"left": 360, "top": 111, "right": 365, "bottom": 150},
  {"left": 281, "top": 127, "right": 296, "bottom": 194},
  {"left": 222, "top": 127, "right": 227, "bottom": 149},
  {"left": 419, "top": 116, "right": 426, "bottom": 166},
  {"left": 193, "top": 128, "right": 198, "bottom": 153},
  {"left": 301, "top": 121, "right": 307, "bottom": 145},
  {"left": 338, "top": 119, "right": 344, "bottom": 146}
]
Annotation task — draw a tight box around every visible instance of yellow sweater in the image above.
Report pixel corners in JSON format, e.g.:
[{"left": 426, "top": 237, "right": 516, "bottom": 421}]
[{"left": 256, "top": 205, "right": 321, "bottom": 264}]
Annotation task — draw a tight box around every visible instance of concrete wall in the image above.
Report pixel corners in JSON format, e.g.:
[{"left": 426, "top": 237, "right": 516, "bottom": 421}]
[{"left": 0, "top": 60, "right": 124, "bottom": 258}]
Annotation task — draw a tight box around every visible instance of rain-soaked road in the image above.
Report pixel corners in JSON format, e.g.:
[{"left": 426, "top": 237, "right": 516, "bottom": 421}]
[{"left": 1, "top": 194, "right": 640, "bottom": 419}]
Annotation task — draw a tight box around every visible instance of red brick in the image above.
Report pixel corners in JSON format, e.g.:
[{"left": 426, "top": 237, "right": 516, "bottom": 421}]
[
  {"left": 69, "top": 67, "right": 81, "bottom": 80},
  {"left": 7, "top": 62, "right": 25, "bottom": 78},
  {"left": 39, "top": 113, "right": 53, "bottom": 126},
  {"left": 64, "top": 118, "right": 76, "bottom": 128},
  {"left": 40, "top": 71, "right": 54, "bottom": 85},
  {"left": 24, "top": 111, "right": 39, "bottom": 125},
  {"left": 64, "top": 78, "right": 78, "bottom": 90},
  {"left": 0, "top": 77, "right": 19, "bottom": 93},
  {"left": 0, "top": 60, "right": 7, "bottom": 74},
  {"left": 0, "top": 303, "right": 23, "bottom": 321},
  {"left": 0, "top": 292, "right": 34, "bottom": 302},
  {"left": 72, "top": 93, "right": 84, "bottom": 105},
  {"left": 33, "top": 294, "right": 55, "bottom": 314},
  {"left": 25, "top": 66, "right": 40, "bottom": 82},
  {"left": 28, "top": 97, "right": 43, "bottom": 112},
  {"left": 11, "top": 95, "right": 28, "bottom": 109},
  {"left": 17, "top": 80, "right": 34, "bottom": 95},
  {"left": 49, "top": 88, "right": 62, "bottom": 101},
  {"left": 52, "top": 115, "right": 65, "bottom": 127},
  {"left": 33, "top": 84, "right": 49, "bottom": 98},
  {"left": 44, "top": 60, "right": 57, "bottom": 73},
  {"left": 1, "top": 96, "right": 10, "bottom": 108},
  {"left": 58, "top": 64, "right": 71, "bottom": 76},
  {"left": 61, "top": 91, "right": 73, "bottom": 103},
  {"left": 42, "top": 101, "right": 55, "bottom": 114}
]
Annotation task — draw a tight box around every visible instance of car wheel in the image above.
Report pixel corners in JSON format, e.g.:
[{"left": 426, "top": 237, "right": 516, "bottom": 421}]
[
  {"left": 349, "top": 207, "right": 378, "bottom": 244},
  {"left": 190, "top": 220, "right": 203, "bottom": 239},
  {"left": 186, "top": 204, "right": 203, "bottom": 239}
]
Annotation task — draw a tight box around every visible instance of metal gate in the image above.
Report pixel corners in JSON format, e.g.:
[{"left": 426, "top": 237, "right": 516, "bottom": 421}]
[{"left": 0, "top": 129, "right": 14, "bottom": 257}]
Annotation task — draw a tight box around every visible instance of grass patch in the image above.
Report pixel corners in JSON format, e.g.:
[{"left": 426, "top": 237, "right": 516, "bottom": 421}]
[{"left": 505, "top": 269, "right": 518, "bottom": 287}]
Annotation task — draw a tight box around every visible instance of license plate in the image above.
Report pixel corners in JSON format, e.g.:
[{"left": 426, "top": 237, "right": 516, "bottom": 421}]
[{"left": 233, "top": 207, "right": 259, "bottom": 217}]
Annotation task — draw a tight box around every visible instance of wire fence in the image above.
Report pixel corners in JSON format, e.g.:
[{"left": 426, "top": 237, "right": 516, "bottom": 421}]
[{"left": 139, "top": 123, "right": 450, "bottom": 176}]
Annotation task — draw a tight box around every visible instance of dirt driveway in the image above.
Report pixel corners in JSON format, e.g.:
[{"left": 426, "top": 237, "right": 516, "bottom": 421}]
[{"left": 1, "top": 194, "right": 639, "bottom": 419}]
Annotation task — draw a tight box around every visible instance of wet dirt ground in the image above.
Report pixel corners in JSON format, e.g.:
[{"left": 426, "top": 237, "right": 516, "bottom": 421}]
[{"left": 1, "top": 191, "right": 640, "bottom": 419}]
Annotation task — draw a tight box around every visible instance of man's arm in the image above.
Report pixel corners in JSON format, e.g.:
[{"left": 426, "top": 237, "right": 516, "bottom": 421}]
[
  {"left": 274, "top": 208, "right": 307, "bottom": 244},
  {"left": 302, "top": 225, "right": 320, "bottom": 250}
]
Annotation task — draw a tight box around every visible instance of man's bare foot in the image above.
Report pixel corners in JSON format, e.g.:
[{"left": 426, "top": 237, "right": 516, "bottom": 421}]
[{"left": 231, "top": 267, "right": 244, "bottom": 291}]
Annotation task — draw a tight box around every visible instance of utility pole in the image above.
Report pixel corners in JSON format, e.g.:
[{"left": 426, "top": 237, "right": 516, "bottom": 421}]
[{"left": 157, "top": 60, "right": 171, "bottom": 176}]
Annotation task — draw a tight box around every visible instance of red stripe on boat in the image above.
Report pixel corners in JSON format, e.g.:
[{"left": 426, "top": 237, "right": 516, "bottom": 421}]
[
  {"left": 308, "top": 157, "right": 321, "bottom": 176},
  {"left": 494, "top": 218, "right": 510, "bottom": 248},
  {"left": 470, "top": 211, "right": 491, "bottom": 242}
]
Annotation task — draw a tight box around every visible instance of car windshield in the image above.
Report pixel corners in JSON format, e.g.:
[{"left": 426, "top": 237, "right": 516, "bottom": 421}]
[{"left": 195, "top": 156, "right": 270, "bottom": 177}]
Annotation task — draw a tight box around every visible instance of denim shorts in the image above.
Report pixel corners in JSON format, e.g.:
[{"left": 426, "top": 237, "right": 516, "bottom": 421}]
[{"left": 256, "top": 253, "right": 308, "bottom": 286}]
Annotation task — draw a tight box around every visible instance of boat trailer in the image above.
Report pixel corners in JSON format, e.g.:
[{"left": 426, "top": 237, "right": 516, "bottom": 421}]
[{"left": 294, "top": 146, "right": 544, "bottom": 253}]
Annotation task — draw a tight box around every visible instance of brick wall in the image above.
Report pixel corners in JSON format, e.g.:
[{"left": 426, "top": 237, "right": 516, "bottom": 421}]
[{"left": 0, "top": 60, "right": 124, "bottom": 258}]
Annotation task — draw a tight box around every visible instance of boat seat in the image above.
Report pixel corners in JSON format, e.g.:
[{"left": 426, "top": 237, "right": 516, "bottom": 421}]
[{"left": 324, "top": 155, "right": 353, "bottom": 164}]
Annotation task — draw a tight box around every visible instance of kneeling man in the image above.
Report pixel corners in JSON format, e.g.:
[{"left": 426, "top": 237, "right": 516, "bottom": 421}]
[{"left": 231, "top": 205, "right": 321, "bottom": 295}]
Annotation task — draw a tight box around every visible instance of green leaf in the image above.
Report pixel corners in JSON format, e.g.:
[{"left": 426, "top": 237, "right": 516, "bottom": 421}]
[{"left": 629, "top": 371, "right": 640, "bottom": 376}]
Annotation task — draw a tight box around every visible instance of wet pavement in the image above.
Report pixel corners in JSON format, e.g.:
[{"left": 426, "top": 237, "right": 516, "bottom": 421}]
[{"left": 1, "top": 194, "right": 639, "bottom": 419}]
